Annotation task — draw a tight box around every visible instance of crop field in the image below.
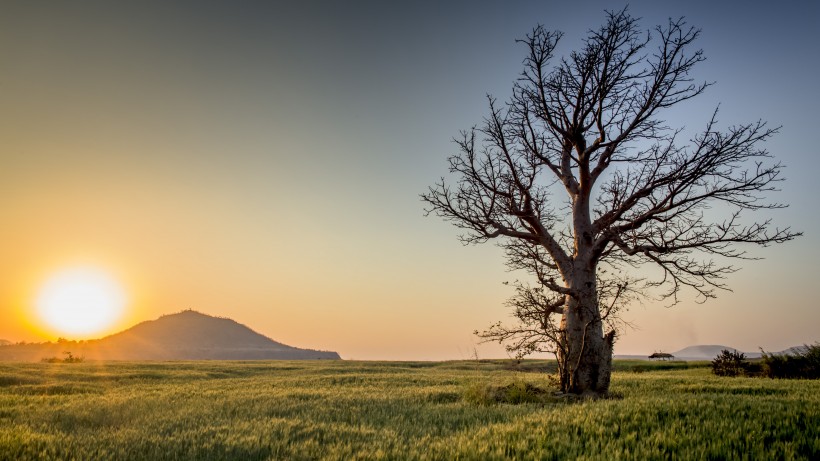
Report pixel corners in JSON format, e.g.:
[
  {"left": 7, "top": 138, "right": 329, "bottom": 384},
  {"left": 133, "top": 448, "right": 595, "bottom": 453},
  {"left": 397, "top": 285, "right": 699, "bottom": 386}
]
[{"left": 0, "top": 359, "right": 817, "bottom": 460}]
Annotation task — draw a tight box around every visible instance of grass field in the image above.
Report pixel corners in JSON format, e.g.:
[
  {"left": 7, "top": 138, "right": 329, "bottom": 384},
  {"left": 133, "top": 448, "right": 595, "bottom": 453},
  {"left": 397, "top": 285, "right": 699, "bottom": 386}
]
[{"left": 0, "top": 359, "right": 817, "bottom": 460}]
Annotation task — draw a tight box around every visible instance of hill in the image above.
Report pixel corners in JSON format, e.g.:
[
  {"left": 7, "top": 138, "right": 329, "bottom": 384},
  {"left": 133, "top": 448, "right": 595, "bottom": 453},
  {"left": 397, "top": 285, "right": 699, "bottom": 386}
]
[
  {"left": 619, "top": 344, "right": 807, "bottom": 361},
  {"left": 668, "top": 345, "right": 812, "bottom": 360},
  {"left": 0, "top": 310, "right": 340, "bottom": 361},
  {"left": 670, "top": 345, "right": 754, "bottom": 360},
  {"left": 0, "top": 339, "right": 10, "bottom": 346}
]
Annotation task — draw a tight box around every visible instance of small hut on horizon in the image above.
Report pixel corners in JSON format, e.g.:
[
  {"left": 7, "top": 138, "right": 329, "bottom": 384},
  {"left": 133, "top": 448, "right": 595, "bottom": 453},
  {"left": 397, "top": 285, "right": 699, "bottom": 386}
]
[{"left": 648, "top": 352, "right": 675, "bottom": 361}]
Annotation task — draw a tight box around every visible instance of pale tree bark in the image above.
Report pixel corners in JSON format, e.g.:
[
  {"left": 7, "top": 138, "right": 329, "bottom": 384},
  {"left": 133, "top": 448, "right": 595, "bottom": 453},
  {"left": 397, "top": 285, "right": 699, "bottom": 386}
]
[{"left": 423, "top": 8, "right": 800, "bottom": 396}]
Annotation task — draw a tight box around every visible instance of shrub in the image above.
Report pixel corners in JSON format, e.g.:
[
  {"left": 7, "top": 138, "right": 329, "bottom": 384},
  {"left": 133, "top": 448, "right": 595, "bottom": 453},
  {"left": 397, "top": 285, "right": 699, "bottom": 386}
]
[
  {"left": 41, "top": 351, "right": 84, "bottom": 364},
  {"left": 743, "top": 360, "right": 764, "bottom": 377},
  {"left": 711, "top": 349, "right": 749, "bottom": 377},
  {"left": 761, "top": 343, "right": 820, "bottom": 379},
  {"left": 63, "top": 351, "right": 84, "bottom": 363},
  {"left": 463, "top": 378, "right": 551, "bottom": 405}
]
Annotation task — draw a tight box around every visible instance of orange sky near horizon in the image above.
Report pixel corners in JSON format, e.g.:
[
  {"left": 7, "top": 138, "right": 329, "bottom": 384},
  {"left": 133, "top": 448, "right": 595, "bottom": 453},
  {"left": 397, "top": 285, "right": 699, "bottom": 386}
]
[{"left": 1, "top": 1, "right": 818, "bottom": 360}]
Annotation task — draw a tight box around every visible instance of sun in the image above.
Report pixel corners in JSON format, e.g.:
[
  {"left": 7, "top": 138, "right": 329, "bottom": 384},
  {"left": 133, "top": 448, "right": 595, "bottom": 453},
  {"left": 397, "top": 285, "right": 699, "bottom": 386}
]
[{"left": 36, "top": 267, "right": 126, "bottom": 337}]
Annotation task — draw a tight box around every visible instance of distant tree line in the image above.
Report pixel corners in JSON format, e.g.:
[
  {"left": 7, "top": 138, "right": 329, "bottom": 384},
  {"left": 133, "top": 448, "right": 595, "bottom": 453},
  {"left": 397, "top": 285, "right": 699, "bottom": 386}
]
[{"left": 712, "top": 344, "right": 820, "bottom": 379}]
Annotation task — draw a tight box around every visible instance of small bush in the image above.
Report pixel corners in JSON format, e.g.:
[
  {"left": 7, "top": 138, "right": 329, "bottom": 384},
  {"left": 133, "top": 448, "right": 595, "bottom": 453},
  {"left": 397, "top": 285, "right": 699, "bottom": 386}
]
[
  {"left": 761, "top": 343, "right": 820, "bottom": 379},
  {"left": 743, "top": 360, "right": 764, "bottom": 377},
  {"left": 711, "top": 349, "right": 749, "bottom": 377},
  {"left": 41, "top": 351, "right": 84, "bottom": 364},
  {"left": 463, "top": 378, "right": 551, "bottom": 405}
]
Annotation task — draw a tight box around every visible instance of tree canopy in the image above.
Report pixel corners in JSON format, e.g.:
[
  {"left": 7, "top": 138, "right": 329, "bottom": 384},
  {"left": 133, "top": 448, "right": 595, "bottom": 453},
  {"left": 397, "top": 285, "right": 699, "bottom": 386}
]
[{"left": 423, "top": 8, "right": 799, "bottom": 395}]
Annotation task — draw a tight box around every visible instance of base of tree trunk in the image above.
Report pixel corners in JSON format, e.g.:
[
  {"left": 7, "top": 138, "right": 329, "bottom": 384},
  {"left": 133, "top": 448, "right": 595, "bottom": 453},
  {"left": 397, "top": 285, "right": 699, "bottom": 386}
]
[{"left": 561, "top": 328, "right": 615, "bottom": 396}]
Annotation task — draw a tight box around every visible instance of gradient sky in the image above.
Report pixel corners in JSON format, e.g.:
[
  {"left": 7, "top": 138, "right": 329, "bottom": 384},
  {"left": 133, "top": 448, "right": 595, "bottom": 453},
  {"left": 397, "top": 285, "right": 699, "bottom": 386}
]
[{"left": 1, "top": 1, "right": 818, "bottom": 359}]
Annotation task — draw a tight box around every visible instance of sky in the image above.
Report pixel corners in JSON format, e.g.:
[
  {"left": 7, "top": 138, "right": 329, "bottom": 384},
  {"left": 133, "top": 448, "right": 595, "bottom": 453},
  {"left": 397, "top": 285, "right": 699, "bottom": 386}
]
[{"left": 1, "top": 1, "right": 818, "bottom": 360}]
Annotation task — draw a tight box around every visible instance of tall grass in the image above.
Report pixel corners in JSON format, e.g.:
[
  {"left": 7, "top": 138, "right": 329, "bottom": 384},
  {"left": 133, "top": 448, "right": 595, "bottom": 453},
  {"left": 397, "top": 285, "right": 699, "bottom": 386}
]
[{"left": 0, "top": 360, "right": 816, "bottom": 460}]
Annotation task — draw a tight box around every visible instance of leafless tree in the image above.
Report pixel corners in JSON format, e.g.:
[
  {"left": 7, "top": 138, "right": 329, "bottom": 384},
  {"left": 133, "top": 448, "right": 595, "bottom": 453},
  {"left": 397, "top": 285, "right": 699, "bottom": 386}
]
[{"left": 422, "top": 8, "right": 799, "bottom": 396}]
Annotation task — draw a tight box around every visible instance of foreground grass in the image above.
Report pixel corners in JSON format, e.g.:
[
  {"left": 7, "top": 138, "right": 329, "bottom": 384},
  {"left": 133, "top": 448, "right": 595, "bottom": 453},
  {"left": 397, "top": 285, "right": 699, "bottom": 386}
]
[{"left": 0, "top": 360, "right": 817, "bottom": 460}]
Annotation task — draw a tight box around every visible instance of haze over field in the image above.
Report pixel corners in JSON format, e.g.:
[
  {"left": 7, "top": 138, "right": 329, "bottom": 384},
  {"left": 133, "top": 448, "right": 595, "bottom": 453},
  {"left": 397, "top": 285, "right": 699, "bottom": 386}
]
[{"left": 1, "top": 1, "right": 817, "bottom": 359}]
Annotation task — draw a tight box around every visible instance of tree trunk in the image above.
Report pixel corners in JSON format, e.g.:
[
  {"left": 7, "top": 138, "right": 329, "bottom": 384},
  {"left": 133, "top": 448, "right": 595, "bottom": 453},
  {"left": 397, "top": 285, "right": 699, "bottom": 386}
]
[{"left": 559, "top": 268, "right": 614, "bottom": 396}]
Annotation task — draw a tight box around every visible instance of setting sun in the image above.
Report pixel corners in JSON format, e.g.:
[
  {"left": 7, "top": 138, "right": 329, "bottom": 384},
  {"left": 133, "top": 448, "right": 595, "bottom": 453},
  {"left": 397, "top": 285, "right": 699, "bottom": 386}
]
[{"left": 35, "top": 267, "right": 126, "bottom": 337}]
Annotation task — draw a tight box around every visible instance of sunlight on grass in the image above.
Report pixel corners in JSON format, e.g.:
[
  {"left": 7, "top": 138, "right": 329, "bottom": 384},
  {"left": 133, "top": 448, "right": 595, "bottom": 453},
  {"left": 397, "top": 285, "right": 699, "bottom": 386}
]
[{"left": 0, "top": 360, "right": 817, "bottom": 460}]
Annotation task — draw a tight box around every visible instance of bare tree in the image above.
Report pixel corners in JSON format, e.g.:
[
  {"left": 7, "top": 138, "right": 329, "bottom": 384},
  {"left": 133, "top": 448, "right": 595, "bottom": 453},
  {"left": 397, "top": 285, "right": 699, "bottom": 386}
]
[{"left": 422, "top": 9, "right": 799, "bottom": 396}]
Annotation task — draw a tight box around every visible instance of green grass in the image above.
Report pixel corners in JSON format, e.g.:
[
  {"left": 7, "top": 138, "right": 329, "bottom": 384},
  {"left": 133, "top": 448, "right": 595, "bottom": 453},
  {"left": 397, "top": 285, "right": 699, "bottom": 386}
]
[{"left": 0, "top": 359, "right": 817, "bottom": 460}]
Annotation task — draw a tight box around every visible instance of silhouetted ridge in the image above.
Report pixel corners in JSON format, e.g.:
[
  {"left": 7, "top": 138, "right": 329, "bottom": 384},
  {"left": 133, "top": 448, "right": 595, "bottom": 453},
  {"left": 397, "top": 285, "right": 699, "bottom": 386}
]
[
  {"left": 94, "top": 310, "right": 340, "bottom": 360},
  {"left": 616, "top": 344, "right": 804, "bottom": 361},
  {"left": 105, "top": 310, "right": 292, "bottom": 350},
  {"left": 671, "top": 345, "right": 765, "bottom": 360},
  {"left": 0, "top": 310, "right": 340, "bottom": 361}
]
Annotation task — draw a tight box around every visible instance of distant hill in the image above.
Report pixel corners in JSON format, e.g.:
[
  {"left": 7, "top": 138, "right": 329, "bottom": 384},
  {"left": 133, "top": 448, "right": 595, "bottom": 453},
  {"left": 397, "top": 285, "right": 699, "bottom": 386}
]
[
  {"left": 617, "top": 344, "right": 808, "bottom": 361},
  {"left": 0, "top": 339, "right": 10, "bottom": 346},
  {"left": 0, "top": 311, "right": 340, "bottom": 361},
  {"left": 670, "top": 345, "right": 758, "bottom": 360},
  {"left": 778, "top": 345, "right": 810, "bottom": 356},
  {"left": 669, "top": 344, "right": 805, "bottom": 360},
  {"left": 614, "top": 345, "right": 744, "bottom": 361}
]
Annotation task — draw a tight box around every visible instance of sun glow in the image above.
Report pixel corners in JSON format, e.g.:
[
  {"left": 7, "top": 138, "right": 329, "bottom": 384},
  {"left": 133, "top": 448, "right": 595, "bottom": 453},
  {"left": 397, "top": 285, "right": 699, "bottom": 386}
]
[{"left": 36, "top": 267, "right": 126, "bottom": 337}]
